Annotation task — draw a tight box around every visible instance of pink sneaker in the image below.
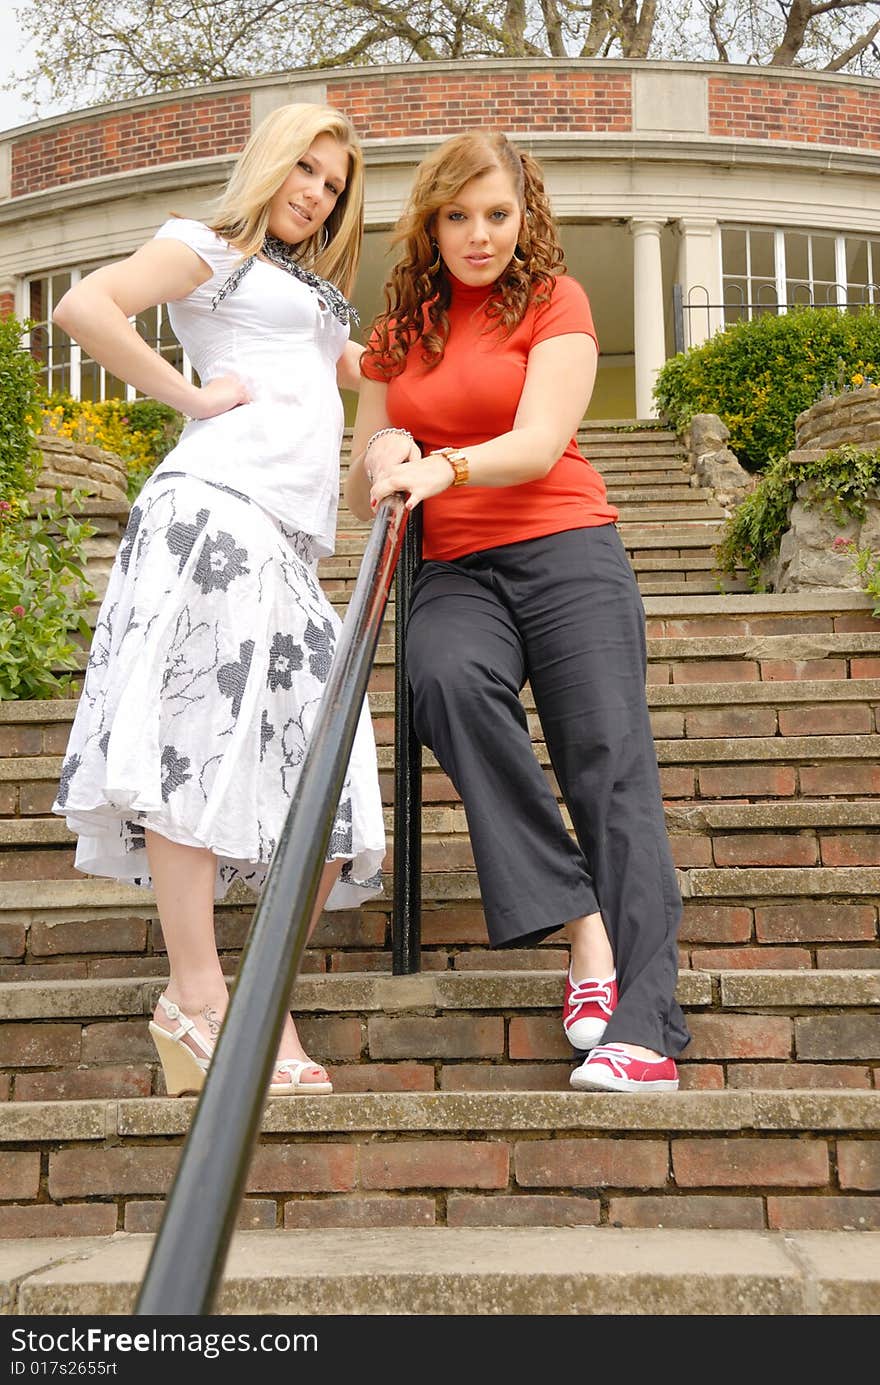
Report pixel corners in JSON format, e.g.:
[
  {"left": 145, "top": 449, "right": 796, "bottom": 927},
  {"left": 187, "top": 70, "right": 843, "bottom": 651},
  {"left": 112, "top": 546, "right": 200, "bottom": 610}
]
[
  {"left": 570, "top": 1043, "right": 679, "bottom": 1092},
  {"left": 563, "top": 970, "right": 618, "bottom": 1051}
]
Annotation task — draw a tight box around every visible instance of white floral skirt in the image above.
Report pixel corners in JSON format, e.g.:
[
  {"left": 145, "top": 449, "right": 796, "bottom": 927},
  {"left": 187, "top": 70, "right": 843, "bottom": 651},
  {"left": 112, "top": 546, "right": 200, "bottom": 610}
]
[{"left": 53, "top": 470, "right": 385, "bottom": 906}]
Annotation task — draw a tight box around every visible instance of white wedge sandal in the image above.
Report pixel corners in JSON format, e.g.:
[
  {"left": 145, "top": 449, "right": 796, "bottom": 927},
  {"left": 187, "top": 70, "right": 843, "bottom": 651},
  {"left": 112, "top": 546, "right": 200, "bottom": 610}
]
[
  {"left": 149, "top": 994, "right": 334, "bottom": 1097},
  {"left": 270, "top": 1060, "right": 333, "bottom": 1095},
  {"left": 148, "top": 994, "right": 214, "bottom": 1097}
]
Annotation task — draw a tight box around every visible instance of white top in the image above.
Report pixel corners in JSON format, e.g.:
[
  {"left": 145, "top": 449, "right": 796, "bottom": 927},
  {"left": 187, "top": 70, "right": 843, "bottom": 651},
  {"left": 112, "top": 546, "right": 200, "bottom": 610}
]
[{"left": 151, "top": 218, "right": 349, "bottom": 557}]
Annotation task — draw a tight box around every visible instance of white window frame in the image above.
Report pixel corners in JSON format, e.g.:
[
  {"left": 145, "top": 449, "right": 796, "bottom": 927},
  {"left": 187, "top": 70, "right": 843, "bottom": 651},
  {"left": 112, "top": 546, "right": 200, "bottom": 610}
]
[
  {"left": 23, "top": 266, "right": 193, "bottom": 401},
  {"left": 721, "top": 226, "right": 879, "bottom": 322}
]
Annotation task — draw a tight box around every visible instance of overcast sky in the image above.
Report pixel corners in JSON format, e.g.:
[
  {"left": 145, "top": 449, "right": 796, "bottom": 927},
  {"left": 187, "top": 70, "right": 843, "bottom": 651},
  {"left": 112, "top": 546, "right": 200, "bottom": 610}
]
[{"left": 0, "top": 5, "right": 64, "bottom": 133}]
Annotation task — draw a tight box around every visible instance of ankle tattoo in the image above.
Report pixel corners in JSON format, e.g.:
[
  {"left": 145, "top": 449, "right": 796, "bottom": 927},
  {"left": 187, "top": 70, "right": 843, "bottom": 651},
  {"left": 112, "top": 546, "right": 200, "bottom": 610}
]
[{"left": 201, "top": 1006, "right": 222, "bottom": 1039}]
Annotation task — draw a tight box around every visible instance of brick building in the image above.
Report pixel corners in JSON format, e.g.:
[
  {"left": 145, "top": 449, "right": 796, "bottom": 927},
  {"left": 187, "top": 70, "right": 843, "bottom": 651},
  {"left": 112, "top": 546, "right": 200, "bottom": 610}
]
[{"left": 1, "top": 58, "right": 879, "bottom": 417}]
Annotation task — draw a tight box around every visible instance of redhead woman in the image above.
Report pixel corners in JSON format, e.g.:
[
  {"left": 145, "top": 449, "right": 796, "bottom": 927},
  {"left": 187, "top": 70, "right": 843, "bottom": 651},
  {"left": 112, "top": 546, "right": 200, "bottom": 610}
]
[
  {"left": 52, "top": 104, "right": 384, "bottom": 1097},
  {"left": 348, "top": 131, "right": 689, "bottom": 1091}
]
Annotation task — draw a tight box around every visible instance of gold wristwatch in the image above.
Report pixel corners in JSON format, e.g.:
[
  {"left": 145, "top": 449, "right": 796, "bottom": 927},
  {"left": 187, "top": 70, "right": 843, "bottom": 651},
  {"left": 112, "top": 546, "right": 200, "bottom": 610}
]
[{"left": 439, "top": 447, "right": 470, "bottom": 487}]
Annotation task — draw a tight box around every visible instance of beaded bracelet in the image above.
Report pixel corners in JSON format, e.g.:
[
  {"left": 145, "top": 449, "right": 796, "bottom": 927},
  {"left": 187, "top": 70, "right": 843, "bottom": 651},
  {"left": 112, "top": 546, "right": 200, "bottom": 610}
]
[
  {"left": 365, "top": 426, "right": 413, "bottom": 456},
  {"left": 364, "top": 426, "right": 414, "bottom": 483}
]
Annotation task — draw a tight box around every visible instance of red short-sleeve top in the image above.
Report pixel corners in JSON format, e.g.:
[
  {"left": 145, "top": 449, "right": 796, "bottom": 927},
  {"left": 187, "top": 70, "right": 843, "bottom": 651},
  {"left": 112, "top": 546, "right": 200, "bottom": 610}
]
[{"left": 361, "top": 273, "right": 618, "bottom": 562}]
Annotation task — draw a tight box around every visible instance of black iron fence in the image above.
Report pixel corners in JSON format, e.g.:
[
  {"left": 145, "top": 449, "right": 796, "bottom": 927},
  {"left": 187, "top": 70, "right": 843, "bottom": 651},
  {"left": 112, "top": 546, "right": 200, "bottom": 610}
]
[
  {"left": 673, "top": 282, "right": 880, "bottom": 354},
  {"left": 135, "top": 492, "right": 414, "bottom": 1316}
]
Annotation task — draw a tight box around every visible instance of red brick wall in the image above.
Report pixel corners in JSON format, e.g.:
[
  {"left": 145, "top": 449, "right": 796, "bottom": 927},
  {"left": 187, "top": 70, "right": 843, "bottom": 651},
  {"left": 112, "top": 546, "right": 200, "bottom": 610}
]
[
  {"left": 0, "top": 293, "right": 14, "bottom": 318},
  {"left": 10, "top": 94, "right": 252, "bottom": 197},
  {"left": 708, "top": 75, "right": 880, "bottom": 150},
  {"left": 9, "top": 68, "right": 880, "bottom": 200},
  {"left": 330, "top": 69, "right": 632, "bottom": 138}
]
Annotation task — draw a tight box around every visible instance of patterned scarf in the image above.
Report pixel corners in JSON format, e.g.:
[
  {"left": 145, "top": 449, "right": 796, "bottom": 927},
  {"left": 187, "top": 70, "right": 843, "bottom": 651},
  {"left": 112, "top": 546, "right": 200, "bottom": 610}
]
[{"left": 211, "top": 232, "right": 359, "bottom": 326}]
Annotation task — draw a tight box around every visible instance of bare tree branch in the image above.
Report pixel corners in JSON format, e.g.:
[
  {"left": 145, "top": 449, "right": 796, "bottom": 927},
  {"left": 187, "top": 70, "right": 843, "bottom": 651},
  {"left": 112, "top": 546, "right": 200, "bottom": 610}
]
[
  {"left": 6, "top": 0, "right": 880, "bottom": 116},
  {"left": 823, "top": 13, "right": 880, "bottom": 64}
]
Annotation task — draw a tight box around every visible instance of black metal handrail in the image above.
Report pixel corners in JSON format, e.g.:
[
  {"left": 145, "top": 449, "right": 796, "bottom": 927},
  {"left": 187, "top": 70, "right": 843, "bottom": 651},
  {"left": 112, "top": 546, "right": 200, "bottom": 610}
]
[
  {"left": 672, "top": 281, "right": 880, "bottom": 353},
  {"left": 392, "top": 505, "right": 422, "bottom": 974},
  {"left": 135, "top": 494, "right": 409, "bottom": 1316}
]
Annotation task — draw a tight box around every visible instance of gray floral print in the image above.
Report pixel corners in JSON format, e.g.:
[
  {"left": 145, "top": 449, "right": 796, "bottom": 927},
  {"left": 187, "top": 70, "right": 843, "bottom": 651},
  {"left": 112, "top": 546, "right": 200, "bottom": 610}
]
[{"left": 194, "top": 531, "right": 250, "bottom": 593}]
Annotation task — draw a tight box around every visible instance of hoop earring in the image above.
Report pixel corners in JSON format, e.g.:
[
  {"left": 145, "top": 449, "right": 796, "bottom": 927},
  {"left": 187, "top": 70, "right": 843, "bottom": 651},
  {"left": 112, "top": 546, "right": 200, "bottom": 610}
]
[
  {"left": 512, "top": 245, "right": 527, "bottom": 268},
  {"left": 316, "top": 225, "right": 330, "bottom": 253},
  {"left": 428, "top": 240, "right": 442, "bottom": 274}
]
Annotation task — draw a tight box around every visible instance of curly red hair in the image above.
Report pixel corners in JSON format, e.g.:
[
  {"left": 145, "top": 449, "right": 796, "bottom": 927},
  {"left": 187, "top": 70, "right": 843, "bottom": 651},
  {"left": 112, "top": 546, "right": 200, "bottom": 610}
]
[{"left": 363, "top": 131, "right": 565, "bottom": 380}]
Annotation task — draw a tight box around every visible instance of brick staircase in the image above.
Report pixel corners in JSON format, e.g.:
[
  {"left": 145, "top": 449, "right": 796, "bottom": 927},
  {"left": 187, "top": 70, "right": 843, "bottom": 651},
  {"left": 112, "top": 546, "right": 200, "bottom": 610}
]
[{"left": 0, "top": 422, "right": 878, "bottom": 1314}]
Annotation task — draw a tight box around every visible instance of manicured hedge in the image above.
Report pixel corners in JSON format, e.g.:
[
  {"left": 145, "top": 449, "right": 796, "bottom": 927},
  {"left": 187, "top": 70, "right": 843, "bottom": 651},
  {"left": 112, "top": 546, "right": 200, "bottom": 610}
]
[{"left": 654, "top": 306, "right": 880, "bottom": 471}]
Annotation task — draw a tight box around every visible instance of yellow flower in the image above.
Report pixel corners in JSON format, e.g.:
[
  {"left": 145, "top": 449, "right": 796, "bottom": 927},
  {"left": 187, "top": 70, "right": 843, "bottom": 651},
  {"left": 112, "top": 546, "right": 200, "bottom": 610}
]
[{"left": 852, "top": 373, "right": 865, "bottom": 387}]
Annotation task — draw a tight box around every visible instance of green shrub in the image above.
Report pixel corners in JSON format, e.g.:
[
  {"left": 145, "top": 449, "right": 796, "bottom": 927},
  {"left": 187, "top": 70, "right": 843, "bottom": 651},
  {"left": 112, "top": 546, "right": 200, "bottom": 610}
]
[
  {"left": 715, "top": 443, "right": 880, "bottom": 589},
  {"left": 0, "top": 315, "right": 43, "bottom": 501},
  {"left": 0, "top": 489, "right": 96, "bottom": 699},
  {"left": 654, "top": 307, "right": 880, "bottom": 471}
]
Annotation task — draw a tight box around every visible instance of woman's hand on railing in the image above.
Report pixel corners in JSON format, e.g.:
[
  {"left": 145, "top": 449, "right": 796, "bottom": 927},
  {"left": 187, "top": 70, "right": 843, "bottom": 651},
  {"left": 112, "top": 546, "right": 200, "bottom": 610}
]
[
  {"left": 367, "top": 434, "right": 421, "bottom": 507},
  {"left": 370, "top": 451, "right": 454, "bottom": 512}
]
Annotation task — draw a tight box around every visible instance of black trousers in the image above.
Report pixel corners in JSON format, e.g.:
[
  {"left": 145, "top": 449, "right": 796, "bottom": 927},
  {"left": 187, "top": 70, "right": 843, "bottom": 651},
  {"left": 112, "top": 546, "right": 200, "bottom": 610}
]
[{"left": 406, "top": 525, "right": 690, "bottom": 1057}]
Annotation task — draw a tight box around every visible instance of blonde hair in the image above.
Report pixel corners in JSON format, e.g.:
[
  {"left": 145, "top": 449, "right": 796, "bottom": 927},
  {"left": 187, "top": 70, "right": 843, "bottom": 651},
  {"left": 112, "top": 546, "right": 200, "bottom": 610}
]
[
  {"left": 209, "top": 103, "right": 364, "bottom": 297},
  {"left": 364, "top": 130, "right": 564, "bottom": 379}
]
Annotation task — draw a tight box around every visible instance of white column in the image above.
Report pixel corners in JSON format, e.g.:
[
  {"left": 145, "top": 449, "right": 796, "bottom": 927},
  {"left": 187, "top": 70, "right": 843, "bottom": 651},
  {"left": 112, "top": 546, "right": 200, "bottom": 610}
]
[
  {"left": 630, "top": 220, "right": 666, "bottom": 419},
  {"left": 675, "top": 218, "right": 723, "bottom": 348}
]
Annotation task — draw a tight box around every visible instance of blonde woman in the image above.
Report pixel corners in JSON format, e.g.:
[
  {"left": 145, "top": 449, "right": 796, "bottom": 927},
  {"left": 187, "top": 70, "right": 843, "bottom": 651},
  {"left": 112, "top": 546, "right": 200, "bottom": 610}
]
[
  {"left": 52, "top": 104, "right": 384, "bottom": 1097},
  {"left": 350, "top": 131, "right": 689, "bottom": 1092}
]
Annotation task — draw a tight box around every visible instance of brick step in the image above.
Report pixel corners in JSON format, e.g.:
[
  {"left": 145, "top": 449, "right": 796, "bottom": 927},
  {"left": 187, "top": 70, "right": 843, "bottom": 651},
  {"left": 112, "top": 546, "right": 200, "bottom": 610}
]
[
  {"left": 0, "top": 1089, "right": 878, "bottom": 1239},
  {"left": 0, "top": 877, "right": 875, "bottom": 975},
  {"left": 588, "top": 457, "right": 689, "bottom": 473},
  {"left": 634, "top": 578, "right": 751, "bottom": 594},
  {"left": 3, "top": 1227, "right": 877, "bottom": 1313},
  {"left": 329, "top": 522, "right": 729, "bottom": 558},
  {"left": 7, "top": 730, "right": 879, "bottom": 830},
  {"left": 333, "top": 501, "right": 728, "bottom": 536},
  {"left": 318, "top": 614, "right": 880, "bottom": 678},
  {"left": 590, "top": 471, "right": 694, "bottom": 487},
  {"left": 4, "top": 802, "right": 880, "bottom": 892},
  {"left": 606, "top": 488, "right": 708, "bottom": 506},
  {"left": 9, "top": 797, "right": 879, "bottom": 853},
  {"left": 0, "top": 971, "right": 878, "bottom": 1103},
  {"left": 619, "top": 526, "right": 726, "bottom": 552},
  {"left": 331, "top": 486, "right": 715, "bottom": 532},
  {"left": 19, "top": 626, "right": 880, "bottom": 715},
  {"left": 321, "top": 590, "right": 875, "bottom": 637},
  {"left": 279, "top": 550, "right": 751, "bottom": 580},
  {"left": 581, "top": 442, "right": 689, "bottom": 459}
]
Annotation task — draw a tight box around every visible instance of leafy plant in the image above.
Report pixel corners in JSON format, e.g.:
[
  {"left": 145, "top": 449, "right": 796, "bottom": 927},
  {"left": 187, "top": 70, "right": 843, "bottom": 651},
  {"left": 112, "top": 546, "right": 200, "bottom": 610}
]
[
  {"left": 42, "top": 395, "right": 183, "bottom": 501},
  {"left": 654, "top": 307, "right": 880, "bottom": 472},
  {"left": 0, "top": 315, "right": 43, "bottom": 501},
  {"left": 715, "top": 444, "right": 880, "bottom": 589},
  {"left": 839, "top": 538, "right": 880, "bottom": 619},
  {"left": 0, "top": 489, "right": 96, "bottom": 699}
]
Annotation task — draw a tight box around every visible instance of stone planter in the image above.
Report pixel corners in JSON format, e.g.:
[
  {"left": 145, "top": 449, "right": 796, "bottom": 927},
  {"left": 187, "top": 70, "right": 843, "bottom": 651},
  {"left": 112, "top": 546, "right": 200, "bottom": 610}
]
[
  {"left": 770, "top": 481, "right": 880, "bottom": 592},
  {"left": 30, "top": 433, "right": 130, "bottom": 600},
  {"left": 795, "top": 383, "right": 880, "bottom": 452},
  {"left": 33, "top": 432, "right": 129, "bottom": 507},
  {"left": 763, "top": 387, "right": 880, "bottom": 593}
]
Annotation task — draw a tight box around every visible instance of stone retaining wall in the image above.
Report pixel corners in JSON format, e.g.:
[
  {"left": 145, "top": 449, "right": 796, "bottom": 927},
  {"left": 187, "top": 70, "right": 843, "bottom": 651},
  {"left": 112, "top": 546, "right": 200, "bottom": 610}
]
[
  {"left": 33, "top": 434, "right": 128, "bottom": 507},
  {"left": 30, "top": 435, "right": 129, "bottom": 601},
  {"left": 796, "top": 384, "right": 880, "bottom": 452},
  {"left": 765, "top": 388, "right": 880, "bottom": 593}
]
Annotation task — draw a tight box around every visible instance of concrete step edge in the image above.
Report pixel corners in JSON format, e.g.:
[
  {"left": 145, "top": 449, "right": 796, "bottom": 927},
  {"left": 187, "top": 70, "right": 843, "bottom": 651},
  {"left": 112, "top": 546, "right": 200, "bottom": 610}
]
[
  {"left": 1, "top": 1089, "right": 878, "bottom": 1144},
  {"left": 0, "top": 968, "right": 877, "bottom": 1022},
  {"left": 8, "top": 1226, "right": 879, "bottom": 1316},
  {"left": 7, "top": 729, "right": 878, "bottom": 784},
  {"left": 5, "top": 677, "right": 878, "bottom": 731},
  {"left": 0, "top": 866, "right": 877, "bottom": 912}
]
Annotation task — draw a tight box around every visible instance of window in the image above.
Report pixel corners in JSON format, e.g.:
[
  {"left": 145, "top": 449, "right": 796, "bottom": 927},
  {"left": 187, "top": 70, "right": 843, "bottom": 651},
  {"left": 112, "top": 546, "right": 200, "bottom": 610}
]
[
  {"left": 25, "top": 265, "right": 193, "bottom": 401},
  {"left": 720, "top": 227, "right": 879, "bottom": 323}
]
